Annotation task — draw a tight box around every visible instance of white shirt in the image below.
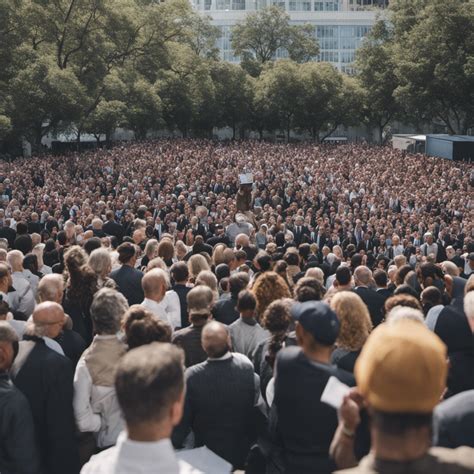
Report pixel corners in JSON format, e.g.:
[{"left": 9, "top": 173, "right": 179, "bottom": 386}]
[
  {"left": 73, "top": 336, "right": 124, "bottom": 448},
  {"left": 141, "top": 291, "right": 181, "bottom": 329},
  {"left": 81, "top": 432, "right": 203, "bottom": 474},
  {"left": 22, "top": 269, "right": 39, "bottom": 295},
  {"left": 392, "top": 244, "right": 404, "bottom": 257},
  {"left": 11, "top": 272, "right": 36, "bottom": 316}
]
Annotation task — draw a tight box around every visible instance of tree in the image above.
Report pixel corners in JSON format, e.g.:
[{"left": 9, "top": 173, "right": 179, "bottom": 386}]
[
  {"left": 392, "top": 0, "right": 474, "bottom": 134},
  {"left": 84, "top": 100, "right": 127, "bottom": 144},
  {"left": 231, "top": 6, "right": 319, "bottom": 74},
  {"left": 295, "top": 62, "right": 344, "bottom": 141},
  {"left": 256, "top": 60, "right": 303, "bottom": 142},
  {"left": 210, "top": 63, "right": 253, "bottom": 139},
  {"left": 355, "top": 20, "right": 400, "bottom": 143}
]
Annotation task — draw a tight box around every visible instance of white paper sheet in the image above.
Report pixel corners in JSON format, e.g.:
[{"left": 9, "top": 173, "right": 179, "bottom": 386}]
[{"left": 320, "top": 375, "right": 351, "bottom": 410}]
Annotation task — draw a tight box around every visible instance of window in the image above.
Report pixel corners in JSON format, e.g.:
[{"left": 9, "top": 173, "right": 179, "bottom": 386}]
[
  {"left": 290, "top": 0, "right": 311, "bottom": 10},
  {"left": 232, "top": 0, "right": 246, "bottom": 9}
]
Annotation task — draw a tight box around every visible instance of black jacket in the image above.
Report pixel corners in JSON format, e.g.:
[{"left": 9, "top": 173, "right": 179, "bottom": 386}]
[
  {"left": 0, "top": 373, "right": 40, "bottom": 474},
  {"left": 110, "top": 265, "right": 144, "bottom": 306},
  {"left": 13, "top": 340, "right": 80, "bottom": 474},
  {"left": 173, "top": 284, "right": 191, "bottom": 328},
  {"left": 353, "top": 286, "right": 386, "bottom": 327},
  {"left": 103, "top": 220, "right": 124, "bottom": 243}
]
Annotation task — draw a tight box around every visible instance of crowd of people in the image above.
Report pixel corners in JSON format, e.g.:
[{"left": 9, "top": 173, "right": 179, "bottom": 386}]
[{"left": 0, "top": 139, "right": 473, "bottom": 474}]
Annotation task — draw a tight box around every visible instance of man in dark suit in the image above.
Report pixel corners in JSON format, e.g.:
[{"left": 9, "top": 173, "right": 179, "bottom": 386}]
[
  {"left": 290, "top": 217, "right": 310, "bottom": 247},
  {"left": 356, "top": 233, "right": 374, "bottom": 253},
  {"left": 171, "top": 262, "right": 192, "bottom": 328},
  {"left": 188, "top": 216, "right": 206, "bottom": 239},
  {"left": 213, "top": 272, "right": 249, "bottom": 325},
  {"left": 103, "top": 210, "right": 124, "bottom": 243},
  {"left": 152, "top": 216, "right": 168, "bottom": 241},
  {"left": 0, "top": 219, "right": 16, "bottom": 248},
  {"left": 173, "top": 321, "right": 259, "bottom": 469},
  {"left": 353, "top": 266, "right": 386, "bottom": 327},
  {"left": 271, "top": 301, "right": 359, "bottom": 474},
  {"left": 12, "top": 320, "right": 79, "bottom": 474},
  {"left": 27, "top": 213, "right": 42, "bottom": 235},
  {"left": 110, "top": 242, "right": 144, "bottom": 306}
]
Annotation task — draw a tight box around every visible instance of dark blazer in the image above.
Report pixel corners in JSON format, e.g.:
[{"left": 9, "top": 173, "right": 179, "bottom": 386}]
[
  {"left": 110, "top": 265, "right": 144, "bottom": 306},
  {"left": 173, "top": 284, "right": 191, "bottom": 328},
  {"left": 290, "top": 225, "right": 311, "bottom": 246},
  {"left": 103, "top": 220, "right": 125, "bottom": 243},
  {"left": 173, "top": 354, "right": 257, "bottom": 469},
  {"left": 271, "top": 347, "right": 359, "bottom": 474},
  {"left": 13, "top": 340, "right": 80, "bottom": 474},
  {"left": 0, "top": 373, "right": 41, "bottom": 474},
  {"left": 27, "top": 221, "right": 42, "bottom": 235},
  {"left": 354, "top": 286, "right": 386, "bottom": 327},
  {"left": 356, "top": 239, "right": 374, "bottom": 253},
  {"left": 0, "top": 225, "right": 16, "bottom": 248}
]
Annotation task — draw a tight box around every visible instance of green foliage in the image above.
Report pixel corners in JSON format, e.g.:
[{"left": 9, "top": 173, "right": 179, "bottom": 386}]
[{"left": 231, "top": 6, "right": 319, "bottom": 69}]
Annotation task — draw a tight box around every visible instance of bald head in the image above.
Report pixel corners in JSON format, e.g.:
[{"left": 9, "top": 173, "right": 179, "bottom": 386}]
[
  {"left": 142, "top": 268, "right": 168, "bottom": 302},
  {"left": 38, "top": 274, "right": 64, "bottom": 304},
  {"left": 7, "top": 250, "right": 23, "bottom": 272},
  {"left": 32, "top": 302, "right": 65, "bottom": 338},
  {"left": 354, "top": 265, "right": 373, "bottom": 287},
  {"left": 202, "top": 321, "right": 230, "bottom": 358}
]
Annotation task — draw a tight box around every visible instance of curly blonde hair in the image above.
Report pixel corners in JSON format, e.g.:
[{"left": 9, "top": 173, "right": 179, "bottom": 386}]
[
  {"left": 252, "top": 271, "right": 291, "bottom": 319},
  {"left": 330, "top": 291, "right": 372, "bottom": 351}
]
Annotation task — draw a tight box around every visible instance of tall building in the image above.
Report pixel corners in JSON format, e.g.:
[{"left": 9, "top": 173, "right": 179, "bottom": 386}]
[{"left": 192, "top": 0, "right": 388, "bottom": 74}]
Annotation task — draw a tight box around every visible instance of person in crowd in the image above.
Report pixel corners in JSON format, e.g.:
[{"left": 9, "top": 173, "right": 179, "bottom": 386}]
[
  {"left": 110, "top": 242, "right": 144, "bottom": 306},
  {"left": 0, "top": 322, "right": 41, "bottom": 474},
  {"left": 353, "top": 266, "right": 386, "bottom": 327},
  {"left": 213, "top": 271, "right": 249, "bottom": 325},
  {"left": 294, "top": 276, "right": 326, "bottom": 302},
  {"left": 253, "top": 271, "right": 291, "bottom": 320},
  {"left": 271, "top": 301, "right": 356, "bottom": 474},
  {"left": 229, "top": 290, "right": 269, "bottom": 361},
  {"left": 330, "top": 291, "right": 372, "bottom": 373},
  {"left": 73, "top": 288, "right": 129, "bottom": 458},
  {"left": 173, "top": 321, "right": 261, "bottom": 469},
  {"left": 171, "top": 262, "right": 192, "bottom": 328},
  {"left": 253, "top": 298, "right": 294, "bottom": 400},
  {"left": 172, "top": 286, "right": 213, "bottom": 367},
  {"left": 82, "top": 343, "right": 202, "bottom": 473},
  {"left": 6, "top": 250, "right": 36, "bottom": 316},
  {"left": 122, "top": 305, "right": 172, "bottom": 349},
  {"left": 331, "top": 319, "right": 474, "bottom": 473},
  {"left": 11, "top": 306, "right": 80, "bottom": 474},
  {"left": 62, "top": 245, "right": 98, "bottom": 345},
  {"left": 88, "top": 247, "right": 116, "bottom": 289}
]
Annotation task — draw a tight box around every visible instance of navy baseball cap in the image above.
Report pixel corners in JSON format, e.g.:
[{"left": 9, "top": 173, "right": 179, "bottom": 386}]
[{"left": 292, "top": 301, "right": 340, "bottom": 346}]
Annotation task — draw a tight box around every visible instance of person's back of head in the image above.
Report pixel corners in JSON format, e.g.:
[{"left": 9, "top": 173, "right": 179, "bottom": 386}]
[
  {"left": 187, "top": 285, "right": 214, "bottom": 326},
  {"left": 284, "top": 251, "right": 299, "bottom": 267},
  {"left": 354, "top": 265, "right": 373, "bottom": 288},
  {"left": 123, "top": 305, "right": 172, "bottom": 349},
  {"left": 420, "top": 286, "right": 443, "bottom": 315},
  {"left": 84, "top": 237, "right": 102, "bottom": 255},
  {"left": 7, "top": 250, "right": 23, "bottom": 272},
  {"left": 373, "top": 269, "right": 388, "bottom": 289},
  {"left": 201, "top": 321, "right": 230, "bottom": 358},
  {"left": 215, "top": 263, "right": 230, "bottom": 282},
  {"left": 90, "top": 288, "right": 129, "bottom": 335},
  {"left": 170, "top": 261, "right": 189, "bottom": 284},
  {"left": 142, "top": 268, "right": 168, "bottom": 302},
  {"left": 336, "top": 266, "right": 352, "bottom": 287},
  {"left": 294, "top": 277, "right": 325, "bottom": 302},
  {"left": 237, "top": 290, "right": 257, "bottom": 318},
  {"left": 117, "top": 242, "right": 136, "bottom": 265},
  {"left": 229, "top": 272, "right": 250, "bottom": 298},
  {"left": 255, "top": 251, "right": 272, "bottom": 272},
  {"left": 115, "top": 343, "right": 185, "bottom": 438},
  {"left": 385, "top": 294, "right": 422, "bottom": 315},
  {"left": 0, "top": 321, "right": 18, "bottom": 372},
  {"left": 37, "top": 274, "right": 64, "bottom": 303},
  {"left": 355, "top": 320, "right": 447, "bottom": 456}
]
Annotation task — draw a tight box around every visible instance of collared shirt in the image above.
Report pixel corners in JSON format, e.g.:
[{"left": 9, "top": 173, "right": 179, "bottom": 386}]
[
  {"left": 141, "top": 291, "right": 181, "bottom": 329},
  {"left": 11, "top": 272, "right": 35, "bottom": 316},
  {"left": 81, "top": 432, "right": 203, "bottom": 474}
]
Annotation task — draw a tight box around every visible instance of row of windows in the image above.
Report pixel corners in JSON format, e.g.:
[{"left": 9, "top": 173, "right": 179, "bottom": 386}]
[{"left": 195, "top": 0, "right": 342, "bottom": 11}]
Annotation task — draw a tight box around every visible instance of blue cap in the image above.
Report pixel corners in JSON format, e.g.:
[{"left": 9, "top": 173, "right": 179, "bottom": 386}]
[{"left": 291, "top": 301, "right": 340, "bottom": 346}]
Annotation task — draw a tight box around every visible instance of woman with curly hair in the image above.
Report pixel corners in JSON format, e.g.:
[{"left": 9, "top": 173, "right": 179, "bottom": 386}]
[
  {"left": 253, "top": 298, "right": 294, "bottom": 400},
  {"left": 329, "top": 291, "right": 372, "bottom": 373},
  {"left": 122, "top": 305, "right": 172, "bottom": 350},
  {"left": 252, "top": 271, "right": 291, "bottom": 320},
  {"left": 63, "top": 245, "right": 98, "bottom": 345}
]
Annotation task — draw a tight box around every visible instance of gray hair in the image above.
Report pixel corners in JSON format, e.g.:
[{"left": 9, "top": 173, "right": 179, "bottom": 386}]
[
  {"left": 0, "top": 321, "right": 18, "bottom": 343},
  {"left": 90, "top": 288, "right": 129, "bottom": 335},
  {"left": 89, "top": 248, "right": 112, "bottom": 278},
  {"left": 386, "top": 306, "right": 425, "bottom": 325}
]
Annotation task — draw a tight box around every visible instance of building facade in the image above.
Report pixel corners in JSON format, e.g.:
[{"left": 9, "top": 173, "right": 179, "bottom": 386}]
[{"left": 192, "top": 0, "right": 388, "bottom": 74}]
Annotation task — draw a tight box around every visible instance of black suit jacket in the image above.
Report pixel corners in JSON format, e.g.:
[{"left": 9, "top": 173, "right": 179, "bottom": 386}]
[
  {"left": 0, "top": 225, "right": 16, "bottom": 248},
  {"left": 103, "top": 220, "right": 124, "bottom": 243},
  {"left": 290, "top": 225, "right": 310, "bottom": 246},
  {"left": 354, "top": 287, "right": 386, "bottom": 327},
  {"left": 110, "top": 265, "right": 144, "bottom": 306},
  {"left": 13, "top": 340, "right": 80, "bottom": 474}
]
